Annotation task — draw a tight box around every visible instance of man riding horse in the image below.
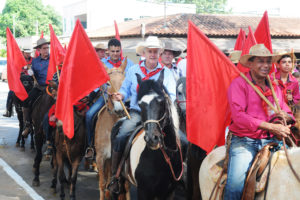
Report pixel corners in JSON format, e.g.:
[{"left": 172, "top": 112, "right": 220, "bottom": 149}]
[
  {"left": 109, "top": 36, "right": 177, "bottom": 193},
  {"left": 224, "top": 44, "right": 294, "bottom": 200},
  {"left": 22, "top": 38, "right": 50, "bottom": 137}
]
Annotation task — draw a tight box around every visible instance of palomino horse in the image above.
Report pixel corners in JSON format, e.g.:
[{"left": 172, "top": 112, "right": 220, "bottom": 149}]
[
  {"left": 94, "top": 61, "right": 128, "bottom": 200},
  {"left": 13, "top": 73, "right": 35, "bottom": 151},
  {"left": 124, "top": 71, "right": 184, "bottom": 199},
  {"left": 199, "top": 145, "right": 300, "bottom": 199},
  {"left": 31, "top": 83, "right": 56, "bottom": 186},
  {"left": 51, "top": 107, "right": 87, "bottom": 200}
]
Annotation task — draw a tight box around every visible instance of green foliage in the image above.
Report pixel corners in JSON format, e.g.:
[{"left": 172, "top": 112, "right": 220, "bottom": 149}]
[
  {"left": 0, "top": 0, "right": 62, "bottom": 38},
  {"left": 0, "top": 49, "right": 7, "bottom": 57},
  {"left": 141, "top": 0, "right": 231, "bottom": 14}
]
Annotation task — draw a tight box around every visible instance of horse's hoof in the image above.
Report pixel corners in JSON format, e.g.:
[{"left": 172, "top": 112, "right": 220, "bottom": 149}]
[
  {"left": 20, "top": 147, "right": 25, "bottom": 152},
  {"left": 44, "top": 155, "right": 51, "bottom": 161},
  {"left": 32, "top": 179, "right": 40, "bottom": 187},
  {"left": 15, "top": 143, "right": 20, "bottom": 147},
  {"left": 51, "top": 187, "right": 57, "bottom": 194}
]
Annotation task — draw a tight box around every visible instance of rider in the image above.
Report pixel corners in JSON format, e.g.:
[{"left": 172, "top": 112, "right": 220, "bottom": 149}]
[
  {"left": 273, "top": 51, "right": 300, "bottom": 106},
  {"left": 108, "top": 36, "right": 176, "bottom": 193},
  {"left": 160, "top": 41, "right": 182, "bottom": 81},
  {"left": 84, "top": 38, "right": 134, "bottom": 159},
  {"left": 22, "top": 38, "right": 50, "bottom": 137},
  {"left": 224, "top": 44, "right": 294, "bottom": 200}
]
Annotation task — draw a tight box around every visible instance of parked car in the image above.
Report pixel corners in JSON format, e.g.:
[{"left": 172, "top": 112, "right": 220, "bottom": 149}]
[{"left": 0, "top": 58, "right": 7, "bottom": 81}]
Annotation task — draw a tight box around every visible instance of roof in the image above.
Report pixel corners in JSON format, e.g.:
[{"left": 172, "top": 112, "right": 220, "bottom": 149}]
[{"left": 88, "top": 13, "right": 300, "bottom": 39}]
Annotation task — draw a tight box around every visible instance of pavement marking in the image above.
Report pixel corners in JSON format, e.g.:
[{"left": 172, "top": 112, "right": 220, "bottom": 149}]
[{"left": 0, "top": 158, "right": 44, "bottom": 200}]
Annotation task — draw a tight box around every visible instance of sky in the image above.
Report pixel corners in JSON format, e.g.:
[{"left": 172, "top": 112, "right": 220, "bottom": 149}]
[{"left": 0, "top": 0, "right": 300, "bottom": 17}]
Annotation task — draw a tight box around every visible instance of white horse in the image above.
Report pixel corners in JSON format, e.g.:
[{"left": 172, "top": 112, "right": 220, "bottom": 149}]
[{"left": 199, "top": 146, "right": 300, "bottom": 200}]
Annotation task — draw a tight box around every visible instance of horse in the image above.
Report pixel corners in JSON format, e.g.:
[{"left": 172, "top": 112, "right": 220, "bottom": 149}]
[
  {"left": 175, "top": 76, "right": 206, "bottom": 200},
  {"left": 94, "top": 61, "right": 129, "bottom": 200},
  {"left": 121, "top": 71, "right": 184, "bottom": 200},
  {"left": 13, "top": 73, "right": 35, "bottom": 151},
  {"left": 31, "top": 83, "right": 56, "bottom": 186},
  {"left": 199, "top": 145, "right": 300, "bottom": 199},
  {"left": 51, "top": 107, "right": 87, "bottom": 200}
]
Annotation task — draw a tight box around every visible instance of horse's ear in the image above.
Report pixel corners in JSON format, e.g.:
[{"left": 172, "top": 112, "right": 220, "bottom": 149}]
[
  {"left": 103, "top": 63, "right": 109, "bottom": 72},
  {"left": 157, "top": 68, "right": 165, "bottom": 86},
  {"left": 120, "top": 57, "right": 127, "bottom": 73},
  {"left": 136, "top": 73, "right": 142, "bottom": 85}
]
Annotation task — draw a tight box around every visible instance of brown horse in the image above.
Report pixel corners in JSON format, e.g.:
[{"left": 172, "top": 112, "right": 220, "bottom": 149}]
[
  {"left": 31, "top": 82, "right": 56, "bottom": 186},
  {"left": 51, "top": 107, "right": 87, "bottom": 200},
  {"left": 94, "top": 61, "right": 129, "bottom": 200}
]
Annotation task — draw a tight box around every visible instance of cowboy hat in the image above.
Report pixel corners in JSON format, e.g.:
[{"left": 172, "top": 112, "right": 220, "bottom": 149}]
[
  {"left": 229, "top": 50, "right": 242, "bottom": 64},
  {"left": 136, "top": 36, "right": 164, "bottom": 56},
  {"left": 21, "top": 45, "right": 32, "bottom": 53},
  {"left": 163, "top": 41, "right": 182, "bottom": 57},
  {"left": 94, "top": 43, "right": 107, "bottom": 50},
  {"left": 273, "top": 50, "right": 297, "bottom": 63},
  {"left": 239, "top": 44, "right": 276, "bottom": 67},
  {"left": 34, "top": 38, "right": 50, "bottom": 49}
]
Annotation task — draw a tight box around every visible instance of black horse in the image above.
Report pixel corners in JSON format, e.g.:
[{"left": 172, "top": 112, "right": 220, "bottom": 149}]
[
  {"left": 13, "top": 73, "right": 35, "bottom": 151},
  {"left": 128, "top": 71, "right": 184, "bottom": 200},
  {"left": 51, "top": 107, "right": 87, "bottom": 200}
]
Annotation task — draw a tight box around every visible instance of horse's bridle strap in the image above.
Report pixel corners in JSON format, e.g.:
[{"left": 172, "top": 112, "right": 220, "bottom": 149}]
[{"left": 143, "top": 112, "right": 166, "bottom": 130}]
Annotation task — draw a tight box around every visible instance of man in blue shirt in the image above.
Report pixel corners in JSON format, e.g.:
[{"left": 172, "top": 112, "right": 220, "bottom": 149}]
[
  {"left": 85, "top": 39, "right": 134, "bottom": 159},
  {"left": 22, "top": 38, "right": 50, "bottom": 137},
  {"left": 108, "top": 36, "right": 176, "bottom": 193}
]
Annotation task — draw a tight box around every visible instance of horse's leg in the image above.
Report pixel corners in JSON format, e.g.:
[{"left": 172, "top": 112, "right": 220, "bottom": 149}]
[
  {"left": 96, "top": 155, "right": 106, "bottom": 200},
  {"left": 58, "top": 157, "right": 65, "bottom": 200},
  {"left": 137, "top": 188, "right": 152, "bottom": 200},
  {"left": 32, "top": 132, "right": 43, "bottom": 187},
  {"left": 51, "top": 148, "right": 58, "bottom": 194},
  {"left": 69, "top": 159, "right": 81, "bottom": 200},
  {"left": 30, "top": 131, "right": 35, "bottom": 151}
]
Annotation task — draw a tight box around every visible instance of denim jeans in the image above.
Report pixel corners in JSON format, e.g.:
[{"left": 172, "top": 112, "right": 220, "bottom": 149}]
[
  {"left": 224, "top": 135, "right": 279, "bottom": 200},
  {"left": 85, "top": 96, "right": 105, "bottom": 146},
  {"left": 112, "top": 110, "right": 141, "bottom": 152}
]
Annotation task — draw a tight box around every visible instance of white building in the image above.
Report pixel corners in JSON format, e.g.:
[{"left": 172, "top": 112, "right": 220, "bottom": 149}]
[{"left": 62, "top": 0, "right": 196, "bottom": 36}]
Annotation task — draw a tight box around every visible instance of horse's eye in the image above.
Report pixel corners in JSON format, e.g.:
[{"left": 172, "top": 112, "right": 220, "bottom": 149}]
[{"left": 178, "top": 92, "right": 182, "bottom": 96}]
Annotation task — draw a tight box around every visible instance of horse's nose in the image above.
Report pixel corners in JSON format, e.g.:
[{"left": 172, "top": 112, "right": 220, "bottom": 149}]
[{"left": 144, "top": 135, "right": 150, "bottom": 143}]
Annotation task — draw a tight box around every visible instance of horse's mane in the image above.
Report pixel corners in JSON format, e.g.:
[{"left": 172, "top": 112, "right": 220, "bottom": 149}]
[{"left": 176, "top": 77, "right": 186, "bottom": 95}]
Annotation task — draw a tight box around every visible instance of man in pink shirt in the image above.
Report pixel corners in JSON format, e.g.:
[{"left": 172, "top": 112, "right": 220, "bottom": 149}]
[{"left": 224, "top": 44, "right": 294, "bottom": 200}]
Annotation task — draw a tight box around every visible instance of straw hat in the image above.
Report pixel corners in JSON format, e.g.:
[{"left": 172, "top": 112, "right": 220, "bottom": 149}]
[
  {"left": 229, "top": 50, "right": 242, "bottom": 64},
  {"left": 34, "top": 38, "right": 50, "bottom": 49},
  {"left": 163, "top": 41, "right": 182, "bottom": 57},
  {"left": 273, "top": 50, "right": 297, "bottom": 63},
  {"left": 239, "top": 44, "right": 276, "bottom": 67},
  {"left": 136, "top": 36, "right": 163, "bottom": 56},
  {"left": 22, "top": 45, "right": 32, "bottom": 53},
  {"left": 94, "top": 43, "right": 107, "bottom": 50}
]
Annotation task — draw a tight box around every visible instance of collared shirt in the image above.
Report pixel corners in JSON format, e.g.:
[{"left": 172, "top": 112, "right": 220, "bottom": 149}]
[
  {"left": 275, "top": 71, "right": 300, "bottom": 104},
  {"left": 168, "top": 63, "right": 181, "bottom": 81},
  {"left": 228, "top": 72, "right": 292, "bottom": 139},
  {"left": 119, "top": 61, "right": 176, "bottom": 111},
  {"left": 177, "top": 58, "right": 186, "bottom": 77},
  {"left": 101, "top": 56, "right": 134, "bottom": 73},
  {"left": 31, "top": 56, "right": 49, "bottom": 86}
]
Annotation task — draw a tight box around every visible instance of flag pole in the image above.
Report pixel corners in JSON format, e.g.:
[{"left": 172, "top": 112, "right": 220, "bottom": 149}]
[
  {"left": 108, "top": 80, "right": 131, "bottom": 119},
  {"left": 267, "top": 75, "right": 281, "bottom": 111},
  {"left": 56, "top": 65, "right": 60, "bottom": 82}
]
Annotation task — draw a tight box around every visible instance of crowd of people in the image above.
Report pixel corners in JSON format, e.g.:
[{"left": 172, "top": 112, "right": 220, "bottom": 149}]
[{"left": 3, "top": 34, "right": 300, "bottom": 199}]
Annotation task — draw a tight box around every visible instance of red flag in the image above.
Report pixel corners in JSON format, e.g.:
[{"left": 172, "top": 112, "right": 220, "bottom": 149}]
[
  {"left": 6, "top": 27, "right": 28, "bottom": 101},
  {"left": 186, "top": 21, "right": 239, "bottom": 153},
  {"left": 114, "top": 20, "right": 123, "bottom": 58},
  {"left": 55, "top": 20, "right": 110, "bottom": 139},
  {"left": 234, "top": 28, "right": 246, "bottom": 50},
  {"left": 46, "top": 24, "right": 66, "bottom": 83},
  {"left": 237, "top": 26, "right": 257, "bottom": 73},
  {"left": 254, "top": 11, "right": 275, "bottom": 73},
  {"left": 34, "top": 31, "right": 44, "bottom": 58}
]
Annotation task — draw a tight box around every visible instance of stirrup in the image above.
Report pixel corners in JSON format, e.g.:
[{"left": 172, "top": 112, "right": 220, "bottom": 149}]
[
  {"left": 85, "top": 147, "right": 94, "bottom": 159},
  {"left": 107, "top": 176, "right": 120, "bottom": 194}
]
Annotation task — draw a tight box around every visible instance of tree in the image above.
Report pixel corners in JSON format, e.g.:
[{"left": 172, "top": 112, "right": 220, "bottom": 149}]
[
  {"left": 142, "top": 0, "right": 230, "bottom": 14},
  {"left": 0, "top": 0, "right": 62, "bottom": 38}
]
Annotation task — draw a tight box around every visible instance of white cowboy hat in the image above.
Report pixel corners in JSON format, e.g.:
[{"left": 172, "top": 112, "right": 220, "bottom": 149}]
[
  {"left": 94, "top": 43, "right": 107, "bottom": 50},
  {"left": 136, "top": 36, "right": 164, "bottom": 56},
  {"left": 163, "top": 41, "right": 182, "bottom": 57},
  {"left": 229, "top": 50, "right": 242, "bottom": 64},
  {"left": 239, "top": 44, "right": 277, "bottom": 67},
  {"left": 22, "top": 45, "right": 32, "bottom": 53},
  {"left": 34, "top": 38, "right": 50, "bottom": 49}
]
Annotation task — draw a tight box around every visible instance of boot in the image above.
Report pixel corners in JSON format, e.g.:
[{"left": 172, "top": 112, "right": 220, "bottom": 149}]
[
  {"left": 44, "top": 141, "right": 53, "bottom": 156},
  {"left": 3, "top": 110, "right": 12, "bottom": 117},
  {"left": 85, "top": 146, "right": 94, "bottom": 159},
  {"left": 22, "top": 107, "right": 32, "bottom": 138},
  {"left": 108, "top": 151, "right": 122, "bottom": 194}
]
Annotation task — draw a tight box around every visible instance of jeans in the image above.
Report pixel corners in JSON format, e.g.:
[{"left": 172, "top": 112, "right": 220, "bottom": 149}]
[
  {"left": 42, "top": 111, "right": 52, "bottom": 142},
  {"left": 224, "top": 135, "right": 279, "bottom": 200},
  {"left": 86, "top": 96, "right": 105, "bottom": 146},
  {"left": 6, "top": 90, "right": 14, "bottom": 112},
  {"left": 113, "top": 110, "right": 141, "bottom": 152}
]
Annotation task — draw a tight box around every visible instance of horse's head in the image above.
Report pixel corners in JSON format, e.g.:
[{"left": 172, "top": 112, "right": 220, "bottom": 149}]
[
  {"left": 20, "top": 73, "right": 34, "bottom": 92},
  {"left": 47, "top": 80, "right": 58, "bottom": 100},
  {"left": 137, "top": 70, "right": 177, "bottom": 150},
  {"left": 105, "top": 60, "right": 127, "bottom": 115},
  {"left": 176, "top": 77, "right": 186, "bottom": 119}
]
